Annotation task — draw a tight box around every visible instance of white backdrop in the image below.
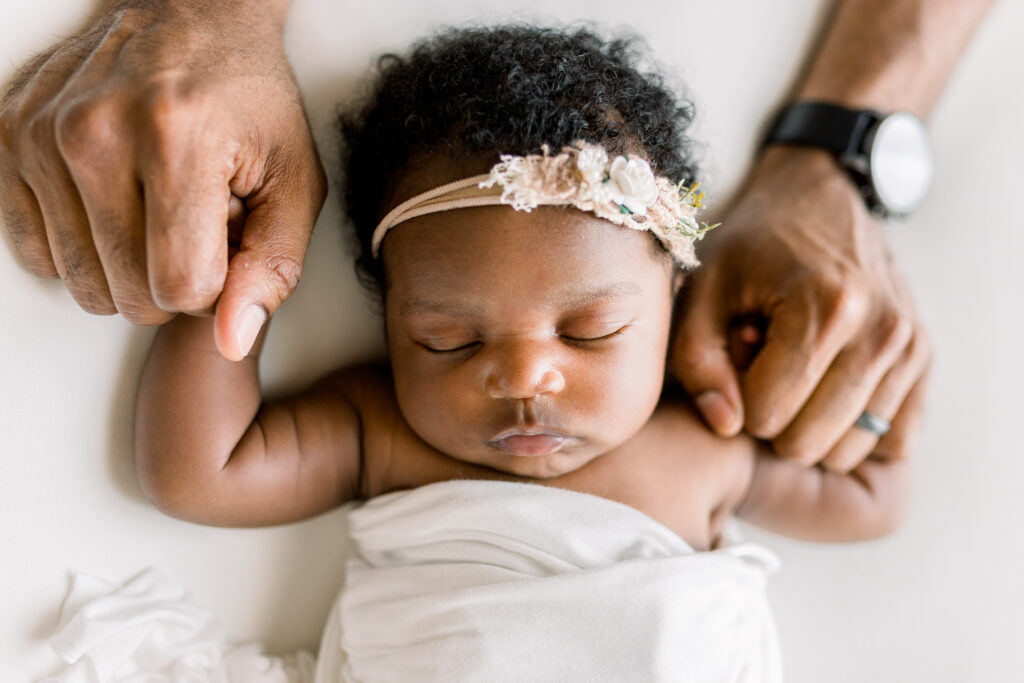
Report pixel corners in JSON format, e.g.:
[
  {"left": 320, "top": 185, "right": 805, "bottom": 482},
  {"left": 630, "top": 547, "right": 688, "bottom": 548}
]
[{"left": 2, "top": 1, "right": 1021, "bottom": 681}]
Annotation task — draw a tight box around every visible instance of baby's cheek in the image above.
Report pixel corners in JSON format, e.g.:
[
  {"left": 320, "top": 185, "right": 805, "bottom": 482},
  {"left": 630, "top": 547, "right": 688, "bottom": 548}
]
[
  {"left": 573, "top": 361, "right": 661, "bottom": 444},
  {"left": 398, "top": 372, "right": 480, "bottom": 449}
]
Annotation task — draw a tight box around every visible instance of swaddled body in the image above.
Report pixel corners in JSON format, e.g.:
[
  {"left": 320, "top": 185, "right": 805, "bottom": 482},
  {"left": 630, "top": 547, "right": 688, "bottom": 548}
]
[{"left": 325, "top": 479, "right": 780, "bottom": 683}]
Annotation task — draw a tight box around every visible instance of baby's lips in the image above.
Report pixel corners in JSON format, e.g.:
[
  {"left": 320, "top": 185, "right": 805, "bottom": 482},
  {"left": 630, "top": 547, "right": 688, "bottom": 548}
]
[{"left": 490, "top": 433, "right": 569, "bottom": 457}]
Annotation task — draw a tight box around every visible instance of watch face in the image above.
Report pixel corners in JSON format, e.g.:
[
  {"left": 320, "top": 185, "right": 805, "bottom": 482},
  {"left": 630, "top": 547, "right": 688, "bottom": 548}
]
[{"left": 868, "top": 113, "right": 933, "bottom": 215}]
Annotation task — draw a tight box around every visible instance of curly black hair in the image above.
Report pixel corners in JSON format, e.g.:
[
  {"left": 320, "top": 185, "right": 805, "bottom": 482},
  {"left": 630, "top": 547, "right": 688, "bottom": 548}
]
[{"left": 338, "top": 24, "right": 700, "bottom": 302}]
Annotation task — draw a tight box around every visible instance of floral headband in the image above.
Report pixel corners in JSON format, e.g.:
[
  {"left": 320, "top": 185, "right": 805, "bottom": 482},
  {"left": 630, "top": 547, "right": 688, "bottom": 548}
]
[{"left": 370, "top": 141, "right": 718, "bottom": 267}]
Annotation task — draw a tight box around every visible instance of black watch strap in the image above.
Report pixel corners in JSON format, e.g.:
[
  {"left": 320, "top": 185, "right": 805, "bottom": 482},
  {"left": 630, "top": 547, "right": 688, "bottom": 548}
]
[{"left": 764, "top": 101, "right": 881, "bottom": 158}]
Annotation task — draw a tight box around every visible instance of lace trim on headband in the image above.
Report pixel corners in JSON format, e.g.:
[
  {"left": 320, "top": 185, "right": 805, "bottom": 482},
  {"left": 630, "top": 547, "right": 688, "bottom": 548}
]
[{"left": 370, "top": 141, "right": 718, "bottom": 266}]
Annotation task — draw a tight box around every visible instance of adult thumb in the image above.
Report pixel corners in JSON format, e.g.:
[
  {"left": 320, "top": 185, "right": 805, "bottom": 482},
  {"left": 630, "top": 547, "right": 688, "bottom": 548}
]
[
  {"left": 670, "top": 266, "right": 744, "bottom": 436},
  {"left": 213, "top": 167, "right": 325, "bottom": 361}
]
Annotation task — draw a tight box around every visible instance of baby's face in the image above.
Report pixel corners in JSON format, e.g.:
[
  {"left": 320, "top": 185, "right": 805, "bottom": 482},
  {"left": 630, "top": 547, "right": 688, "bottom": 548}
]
[{"left": 381, "top": 191, "right": 677, "bottom": 478}]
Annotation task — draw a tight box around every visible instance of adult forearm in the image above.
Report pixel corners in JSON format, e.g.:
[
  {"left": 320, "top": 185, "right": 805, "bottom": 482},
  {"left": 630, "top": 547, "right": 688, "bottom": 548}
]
[
  {"left": 798, "top": 0, "right": 995, "bottom": 117},
  {"left": 100, "top": 0, "right": 293, "bottom": 24}
]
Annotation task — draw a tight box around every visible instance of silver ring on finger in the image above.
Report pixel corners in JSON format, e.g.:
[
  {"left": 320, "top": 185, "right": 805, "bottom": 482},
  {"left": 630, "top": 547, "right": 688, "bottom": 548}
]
[{"left": 854, "top": 410, "right": 891, "bottom": 437}]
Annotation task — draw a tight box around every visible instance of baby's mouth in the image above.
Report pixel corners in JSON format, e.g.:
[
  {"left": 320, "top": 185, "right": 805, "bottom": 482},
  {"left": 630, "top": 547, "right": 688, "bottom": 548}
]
[{"left": 488, "top": 429, "right": 574, "bottom": 457}]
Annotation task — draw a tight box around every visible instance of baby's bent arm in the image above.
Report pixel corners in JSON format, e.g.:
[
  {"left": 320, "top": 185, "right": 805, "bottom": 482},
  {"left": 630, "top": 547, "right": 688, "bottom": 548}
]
[
  {"left": 734, "top": 378, "right": 925, "bottom": 542},
  {"left": 735, "top": 451, "right": 910, "bottom": 542},
  {"left": 134, "top": 314, "right": 363, "bottom": 527}
]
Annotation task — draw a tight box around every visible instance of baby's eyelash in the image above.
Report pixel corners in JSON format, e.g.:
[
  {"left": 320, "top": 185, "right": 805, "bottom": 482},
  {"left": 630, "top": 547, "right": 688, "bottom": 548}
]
[
  {"left": 560, "top": 324, "right": 632, "bottom": 345},
  {"left": 417, "top": 324, "right": 632, "bottom": 354},
  {"left": 418, "top": 341, "right": 480, "bottom": 354}
]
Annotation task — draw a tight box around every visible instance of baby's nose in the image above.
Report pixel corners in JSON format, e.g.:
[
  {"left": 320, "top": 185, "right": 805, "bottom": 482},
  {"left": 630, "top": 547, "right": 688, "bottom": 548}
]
[{"left": 484, "top": 342, "right": 566, "bottom": 399}]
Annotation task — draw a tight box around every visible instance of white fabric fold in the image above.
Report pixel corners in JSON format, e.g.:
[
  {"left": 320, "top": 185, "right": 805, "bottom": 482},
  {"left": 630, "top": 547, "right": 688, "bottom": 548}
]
[
  {"left": 325, "top": 479, "right": 781, "bottom": 683},
  {"left": 43, "top": 568, "right": 315, "bottom": 683}
]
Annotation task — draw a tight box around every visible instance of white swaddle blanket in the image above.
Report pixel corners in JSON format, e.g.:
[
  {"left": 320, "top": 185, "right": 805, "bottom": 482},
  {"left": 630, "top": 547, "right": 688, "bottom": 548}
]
[
  {"left": 319, "top": 479, "right": 782, "bottom": 683},
  {"left": 44, "top": 480, "right": 780, "bottom": 682}
]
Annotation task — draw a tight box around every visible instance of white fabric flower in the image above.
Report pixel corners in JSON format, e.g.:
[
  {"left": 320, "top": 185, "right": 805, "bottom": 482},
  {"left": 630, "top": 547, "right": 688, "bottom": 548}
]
[{"left": 605, "top": 156, "right": 659, "bottom": 215}]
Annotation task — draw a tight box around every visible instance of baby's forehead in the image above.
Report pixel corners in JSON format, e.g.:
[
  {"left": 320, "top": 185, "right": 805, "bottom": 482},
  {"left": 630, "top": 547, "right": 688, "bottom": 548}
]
[
  {"left": 395, "top": 279, "right": 646, "bottom": 317},
  {"left": 381, "top": 204, "right": 673, "bottom": 317},
  {"left": 383, "top": 151, "right": 498, "bottom": 215}
]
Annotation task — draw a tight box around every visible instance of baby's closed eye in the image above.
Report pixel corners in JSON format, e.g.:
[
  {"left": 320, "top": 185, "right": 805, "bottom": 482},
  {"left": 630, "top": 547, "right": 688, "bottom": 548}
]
[
  {"left": 418, "top": 338, "right": 481, "bottom": 354},
  {"left": 557, "top": 320, "right": 634, "bottom": 344}
]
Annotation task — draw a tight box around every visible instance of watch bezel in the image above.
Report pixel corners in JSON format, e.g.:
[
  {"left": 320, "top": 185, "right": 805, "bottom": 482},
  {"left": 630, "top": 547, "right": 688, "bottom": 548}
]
[{"left": 863, "top": 112, "right": 933, "bottom": 218}]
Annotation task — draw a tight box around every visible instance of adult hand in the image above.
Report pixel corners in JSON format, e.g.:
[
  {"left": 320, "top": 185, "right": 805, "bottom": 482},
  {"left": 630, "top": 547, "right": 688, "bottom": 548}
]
[
  {"left": 672, "top": 147, "right": 931, "bottom": 472},
  {"left": 0, "top": 0, "right": 326, "bottom": 360}
]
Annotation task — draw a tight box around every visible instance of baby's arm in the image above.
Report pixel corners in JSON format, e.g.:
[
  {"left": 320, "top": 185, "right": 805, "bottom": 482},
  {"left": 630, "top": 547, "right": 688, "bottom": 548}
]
[
  {"left": 734, "top": 378, "right": 925, "bottom": 542},
  {"left": 135, "top": 315, "right": 363, "bottom": 527}
]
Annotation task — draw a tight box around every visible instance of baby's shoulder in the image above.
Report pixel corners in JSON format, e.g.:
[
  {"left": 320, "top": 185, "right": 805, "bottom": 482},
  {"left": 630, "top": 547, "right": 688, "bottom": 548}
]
[
  {"left": 319, "top": 362, "right": 396, "bottom": 415},
  {"left": 641, "top": 395, "right": 754, "bottom": 465},
  {"left": 320, "top": 363, "right": 483, "bottom": 497},
  {"left": 599, "top": 395, "right": 758, "bottom": 546}
]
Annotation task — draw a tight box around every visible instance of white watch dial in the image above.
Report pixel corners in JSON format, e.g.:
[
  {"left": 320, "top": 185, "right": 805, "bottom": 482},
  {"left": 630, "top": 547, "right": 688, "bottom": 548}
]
[{"left": 869, "top": 112, "right": 933, "bottom": 215}]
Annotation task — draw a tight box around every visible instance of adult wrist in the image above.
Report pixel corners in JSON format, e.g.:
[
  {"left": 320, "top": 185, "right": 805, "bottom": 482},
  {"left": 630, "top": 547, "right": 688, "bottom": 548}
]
[
  {"left": 105, "top": 0, "right": 292, "bottom": 32},
  {"left": 751, "top": 146, "right": 852, "bottom": 192}
]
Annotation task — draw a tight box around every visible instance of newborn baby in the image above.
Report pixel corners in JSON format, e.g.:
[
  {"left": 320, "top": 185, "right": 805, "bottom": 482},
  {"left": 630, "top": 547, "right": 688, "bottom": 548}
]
[{"left": 127, "top": 25, "right": 910, "bottom": 683}]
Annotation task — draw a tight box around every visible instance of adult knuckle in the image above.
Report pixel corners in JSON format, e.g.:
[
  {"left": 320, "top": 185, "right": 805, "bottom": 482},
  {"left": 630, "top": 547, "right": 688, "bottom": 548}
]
[
  {"left": 6, "top": 231, "right": 55, "bottom": 277},
  {"left": 66, "top": 276, "right": 117, "bottom": 315},
  {"left": 907, "top": 327, "right": 934, "bottom": 372},
  {"left": 27, "top": 259, "right": 60, "bottom": 279},
  {"left": 1, "top": 198, "right": 26, "bottom": 231},
  {"left": 107, "top": 6, "right": 149, "bottom": 34},
  {"left": 100, "top": 229, "right": 145, "bottom": 272},
  {"left": 819, "top": 276, "right": 868, "bottom": 331},
  {"left": 0, "top": 109, "right": 17, "bottom": 156},
  {"left": 672, "top": 337, "right": 712, "bottom": 373},
  {"left": 746, "top": 407, "right": 786, "bottom": 440},
  {"left": 27, "top": 109, "right": 57, "bottom": 150},
  {"left": 0, "top": 198, "right": 48, "bottom": 255},
  {"left": 2, "top": 44, "right": 55, "bottom": 109},
  {"left": 145, "top": 83, "right": 202, "bottom": 151},
  {"left": 875, "top": 306, "right": 913, "bottom": 354},
  {"left": 11, "top": 236, "right": 59, "bottom": 278},
  {"left": 55, "top": 97, "right": 117, "bottom": 161},
  {"left": 146, "top": 84, "right": 180, "bottom": 124},
  {"left": 265, "top": 252, "right": 304, "bottom": 301}
]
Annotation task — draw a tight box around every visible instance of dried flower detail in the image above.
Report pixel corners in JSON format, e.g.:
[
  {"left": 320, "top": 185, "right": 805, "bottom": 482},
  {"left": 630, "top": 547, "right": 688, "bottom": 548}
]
[{"left": 480, "top": 141, "right": 716, "bottom": 267}]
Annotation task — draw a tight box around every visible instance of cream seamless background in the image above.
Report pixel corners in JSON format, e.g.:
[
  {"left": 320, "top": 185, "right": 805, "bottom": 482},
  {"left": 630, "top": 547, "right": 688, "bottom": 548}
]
[{"left": 2, "top": 1, "right": 1021, "bottom": 681}]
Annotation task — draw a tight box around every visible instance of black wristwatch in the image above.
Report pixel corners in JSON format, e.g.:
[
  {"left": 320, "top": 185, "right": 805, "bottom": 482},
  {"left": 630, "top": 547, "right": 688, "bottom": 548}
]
[{"left": 763, "top": 101, "right": 933, "bottom": 218}]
